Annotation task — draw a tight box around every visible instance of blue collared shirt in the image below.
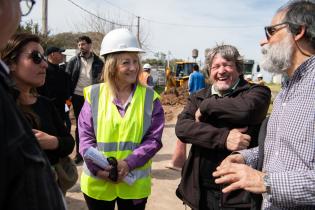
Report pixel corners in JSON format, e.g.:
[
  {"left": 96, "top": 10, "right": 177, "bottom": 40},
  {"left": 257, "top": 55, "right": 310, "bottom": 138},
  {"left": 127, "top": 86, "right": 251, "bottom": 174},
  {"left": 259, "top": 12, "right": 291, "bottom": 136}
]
[{"left": 241, "top": 56, "right": 315, "bottom": 210}]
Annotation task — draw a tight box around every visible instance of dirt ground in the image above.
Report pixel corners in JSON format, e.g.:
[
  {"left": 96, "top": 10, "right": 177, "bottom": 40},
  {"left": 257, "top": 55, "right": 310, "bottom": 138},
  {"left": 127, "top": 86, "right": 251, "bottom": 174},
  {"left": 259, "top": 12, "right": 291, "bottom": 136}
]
[{"left": 66, "top": 91, "right": 188, "bottom": 210}]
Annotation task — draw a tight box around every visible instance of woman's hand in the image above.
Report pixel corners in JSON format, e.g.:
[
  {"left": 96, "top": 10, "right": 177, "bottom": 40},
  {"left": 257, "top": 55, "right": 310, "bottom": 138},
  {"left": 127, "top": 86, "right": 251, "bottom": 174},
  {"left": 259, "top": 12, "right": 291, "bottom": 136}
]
[
  {"left": 96, "top": 166, "right": 114, "bottom": 182},
  {"left": 32, "top": 129, "right": 58, "bottom": 150},
  {"left": 117, "top": 160, "right": 130, "bottom": 181},
  {"left": 96, "top": 159, "right": 130, "bottom": 183}
]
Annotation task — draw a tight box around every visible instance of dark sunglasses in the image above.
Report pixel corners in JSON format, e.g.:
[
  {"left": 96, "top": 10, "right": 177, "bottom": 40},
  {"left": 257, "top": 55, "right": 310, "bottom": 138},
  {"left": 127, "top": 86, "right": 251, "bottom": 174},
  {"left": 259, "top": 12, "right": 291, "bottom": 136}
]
[
  {"left": 107, "top": 157, "right": 118, "bottom": 182},
  {"left": 264, "top": 22, "right": 289, "bottom": 40},
  {"left": 27, "top": 51, "right": 46, "bottom": 64}
]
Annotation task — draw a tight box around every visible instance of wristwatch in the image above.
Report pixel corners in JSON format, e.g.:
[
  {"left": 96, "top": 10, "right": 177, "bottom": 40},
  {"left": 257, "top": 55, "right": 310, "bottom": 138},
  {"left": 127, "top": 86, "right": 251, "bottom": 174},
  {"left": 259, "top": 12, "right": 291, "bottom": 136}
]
[{"left": 263, "top": 174, "right": 271, "bottom": 194}]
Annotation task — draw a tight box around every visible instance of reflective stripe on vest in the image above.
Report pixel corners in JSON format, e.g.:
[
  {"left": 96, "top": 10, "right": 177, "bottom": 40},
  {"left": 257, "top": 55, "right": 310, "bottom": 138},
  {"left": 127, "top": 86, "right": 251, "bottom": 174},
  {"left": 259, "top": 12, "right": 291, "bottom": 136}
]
[
  {"left": 90, "top": 84, "right": 100, "bottom": 136},
  {"left": 97, "top": 141, "right": 139, "bottom": 152}
]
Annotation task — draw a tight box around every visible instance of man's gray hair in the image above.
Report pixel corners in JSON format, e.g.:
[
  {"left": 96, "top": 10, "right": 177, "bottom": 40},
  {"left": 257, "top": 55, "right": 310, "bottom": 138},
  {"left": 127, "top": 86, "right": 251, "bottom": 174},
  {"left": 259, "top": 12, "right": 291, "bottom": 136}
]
[
  {"left": 278, "top": 0, "right": 315, "bottom": 49},
  {"left": 207, "top": 44, "right": 244, "bottom": 73}
]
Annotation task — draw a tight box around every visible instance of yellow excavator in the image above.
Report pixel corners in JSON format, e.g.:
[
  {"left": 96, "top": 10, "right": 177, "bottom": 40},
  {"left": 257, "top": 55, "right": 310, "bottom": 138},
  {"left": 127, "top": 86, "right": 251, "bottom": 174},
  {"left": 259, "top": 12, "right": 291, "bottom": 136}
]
[
  {"left": 174, "top": 61, "right": 197, "bottom": 87},
  {"left": 164, "top": 66, "right": 178, "bottom": 96},
  {"left": 164, "top": 61, "right": 197, "bottom": 94}
]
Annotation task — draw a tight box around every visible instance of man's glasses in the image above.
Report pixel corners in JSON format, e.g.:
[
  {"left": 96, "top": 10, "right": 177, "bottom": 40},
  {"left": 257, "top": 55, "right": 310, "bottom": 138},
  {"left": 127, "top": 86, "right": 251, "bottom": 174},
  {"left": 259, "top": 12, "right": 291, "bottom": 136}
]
[
  {"left": 264, "top": 22, "right": 289, "bottom": 40},
  {"left": 20, "top": 0, "right": 36, "bottom": 16},
  {"left": 26, "top": 51, "right": 46, "bottom": 64}
]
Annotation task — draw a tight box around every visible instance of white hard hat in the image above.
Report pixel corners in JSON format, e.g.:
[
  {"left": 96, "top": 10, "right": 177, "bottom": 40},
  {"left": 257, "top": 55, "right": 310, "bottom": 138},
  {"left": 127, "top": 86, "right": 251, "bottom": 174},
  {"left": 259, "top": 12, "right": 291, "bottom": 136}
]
[
  {"left": 143, "top": 63, "right": 151, "bottom": 70},
  {"left": 257, "top": 73, "right": 263, "bottom": 78},
  {"left": 100, "top": 28, "right": 144, "bottom": 56}
]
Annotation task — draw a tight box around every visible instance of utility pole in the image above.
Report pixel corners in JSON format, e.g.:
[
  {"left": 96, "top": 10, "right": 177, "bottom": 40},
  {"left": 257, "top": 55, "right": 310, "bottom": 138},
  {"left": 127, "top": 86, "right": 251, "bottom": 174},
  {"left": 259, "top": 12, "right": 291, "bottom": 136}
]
[
  {"left": 42, "top": 0, "right": 48, "bottom": 36},
  {"left": 137, "top": 16, "right": 141, "bottom": 47}
]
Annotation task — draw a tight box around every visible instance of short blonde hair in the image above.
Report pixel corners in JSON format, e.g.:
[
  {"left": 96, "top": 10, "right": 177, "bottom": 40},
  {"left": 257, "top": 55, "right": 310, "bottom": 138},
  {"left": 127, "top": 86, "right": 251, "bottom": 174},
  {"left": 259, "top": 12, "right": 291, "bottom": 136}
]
[{"left": 102, "top": 52, "right": 142, "bottom": 96}]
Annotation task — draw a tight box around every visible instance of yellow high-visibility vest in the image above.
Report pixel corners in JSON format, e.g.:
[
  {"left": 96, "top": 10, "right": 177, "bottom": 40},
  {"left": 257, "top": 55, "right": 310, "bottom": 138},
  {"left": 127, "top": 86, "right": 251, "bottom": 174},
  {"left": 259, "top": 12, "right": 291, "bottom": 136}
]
[{"left": 81, "top": 83, "right": 159, "bottom": 200}]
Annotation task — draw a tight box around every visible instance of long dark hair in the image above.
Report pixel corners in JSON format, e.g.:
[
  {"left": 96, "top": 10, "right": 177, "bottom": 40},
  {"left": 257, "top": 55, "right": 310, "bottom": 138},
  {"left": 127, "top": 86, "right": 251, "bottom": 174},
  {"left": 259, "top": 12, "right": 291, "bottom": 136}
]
[{"left": 0, "top": 33, "right": 42, "bottom": 128}]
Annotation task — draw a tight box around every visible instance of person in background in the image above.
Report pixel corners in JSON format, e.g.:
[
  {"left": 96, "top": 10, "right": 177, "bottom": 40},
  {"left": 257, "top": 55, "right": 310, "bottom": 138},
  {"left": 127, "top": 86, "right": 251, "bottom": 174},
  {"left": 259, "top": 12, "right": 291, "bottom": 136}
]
[
  {"left": 214, "top": 1, "right": 315, "bottom": 209},
  {"left": 245, "top": 74, "right": 253, "bottom": 83},
  {"left": 0, "top": 1, "right": 66, "bottom": 209},
  {"left": 66, "top": 35, "right": 104, "bottom": 164},
  {"left": 78, "top": 28, "right": 164, "bottom": 210},
  {"left": 256, "top": 73, "right": 265, "bottom": 86},
  {"left": 175, "top": 44, "right": 271, "bottom": 210},
  {"left": 1, "top": 32, "right": 75, "bottom": 192},
  {"left": 38, "top": 46, "right": 71, "bottom": 128},
  {"left": 139, "top": 63, "right": 154, "bottom": 87},
  {"left": 188, "top": 64, "right": 205, "bottom": 94}
]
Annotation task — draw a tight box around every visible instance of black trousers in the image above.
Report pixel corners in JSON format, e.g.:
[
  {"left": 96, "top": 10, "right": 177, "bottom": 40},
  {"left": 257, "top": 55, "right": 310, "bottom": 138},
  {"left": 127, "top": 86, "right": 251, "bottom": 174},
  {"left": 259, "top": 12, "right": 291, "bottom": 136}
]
[
  {"left": 71, "top": 94, "right": 85, "bottom": 157},
  {"left": 83, "top": 194, "right": 147, "bottom": 210},
  {"left": 194, "top": 188, "right": 250, "bottom": 210}
]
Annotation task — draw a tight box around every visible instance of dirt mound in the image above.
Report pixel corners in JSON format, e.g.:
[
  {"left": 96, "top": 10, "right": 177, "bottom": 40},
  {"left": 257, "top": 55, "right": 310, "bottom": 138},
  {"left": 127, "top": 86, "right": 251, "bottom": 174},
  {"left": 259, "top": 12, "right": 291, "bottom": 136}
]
[
  {"left": 160, "top": 86, "right": 189, "bottom": 106},
  {"left": 160, "top": 85, "right": 188, "bottom": 122}
]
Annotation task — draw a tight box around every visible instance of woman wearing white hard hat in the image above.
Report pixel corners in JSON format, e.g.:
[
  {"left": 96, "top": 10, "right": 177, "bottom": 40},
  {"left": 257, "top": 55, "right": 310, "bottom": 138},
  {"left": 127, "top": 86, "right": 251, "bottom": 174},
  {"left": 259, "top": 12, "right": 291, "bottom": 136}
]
[{"left": 78, "top": 28, "right": 164, "bottom": 210}]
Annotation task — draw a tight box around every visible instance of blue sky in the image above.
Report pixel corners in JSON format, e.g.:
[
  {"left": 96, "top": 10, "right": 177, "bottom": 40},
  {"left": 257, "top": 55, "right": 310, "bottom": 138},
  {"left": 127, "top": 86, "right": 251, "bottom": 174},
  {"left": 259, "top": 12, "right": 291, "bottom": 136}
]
[{"left": 23, "top": 0, "right": 289, "bottom": 81}]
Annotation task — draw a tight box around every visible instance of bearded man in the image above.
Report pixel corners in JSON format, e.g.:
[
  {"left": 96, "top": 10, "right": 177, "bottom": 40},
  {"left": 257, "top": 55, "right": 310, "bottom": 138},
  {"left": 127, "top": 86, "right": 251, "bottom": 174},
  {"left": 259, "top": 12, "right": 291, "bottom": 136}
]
[
  {"left": 175, "top": 44, "right": 271, "bottom": 210},
  {"left": 214, "top": 1, "right": 315, "bottom": 210}
]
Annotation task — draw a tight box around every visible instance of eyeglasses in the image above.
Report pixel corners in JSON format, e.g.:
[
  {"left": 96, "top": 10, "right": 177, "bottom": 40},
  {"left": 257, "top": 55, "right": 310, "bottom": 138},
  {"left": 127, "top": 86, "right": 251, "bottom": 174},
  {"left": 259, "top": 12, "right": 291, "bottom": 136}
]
[
  {"left": 20, "top": 0, "right": 36, "bottom": 16},
  {"left": 107, "top": 157, "right": 118, "bottom": 182},
  {"left": 25, "top": 51, "right": 46, "bottom": 64},
  {"left": 264, "top": 22, "right": 289, "bottom": 40}
]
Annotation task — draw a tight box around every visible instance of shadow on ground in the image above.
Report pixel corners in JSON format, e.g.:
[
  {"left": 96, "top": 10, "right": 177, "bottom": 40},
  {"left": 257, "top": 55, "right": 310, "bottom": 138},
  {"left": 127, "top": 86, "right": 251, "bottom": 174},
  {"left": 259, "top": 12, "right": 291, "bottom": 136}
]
[{"left": 152, "top": 168, "right": 181, "bottom": 180}]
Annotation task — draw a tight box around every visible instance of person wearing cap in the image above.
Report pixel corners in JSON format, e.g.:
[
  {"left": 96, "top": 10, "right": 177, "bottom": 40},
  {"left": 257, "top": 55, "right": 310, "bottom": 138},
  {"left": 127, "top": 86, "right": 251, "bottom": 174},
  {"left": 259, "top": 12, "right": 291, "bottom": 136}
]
[
  {"left": 66, "top": 36, "right": 104, "bottom": 164},
  {"left": 256, "top": 73, "right": 265, "bottom": 86},
  {"left": 78, "top": 28, "right": 164, "bottom": 210},
  {"left": 245, "top": 74, "right": 253, "bottom": 83},
  {"left": 139, "top": 63, "right": 154, "bottom": 87},
  {"left": 38, "top": 46, "right": 71, "bottom": 126}
]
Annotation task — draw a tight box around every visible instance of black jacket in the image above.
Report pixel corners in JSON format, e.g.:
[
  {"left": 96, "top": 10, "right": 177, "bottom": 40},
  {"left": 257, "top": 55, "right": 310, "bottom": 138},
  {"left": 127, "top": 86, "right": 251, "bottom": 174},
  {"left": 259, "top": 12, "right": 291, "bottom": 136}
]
[
  {"left": 0, "top": 64, "right": 65, "bottom": 210},
  {"left": 37, "top": 62, "right": 71, "bottom": 120},
  {"left": 30, "top": 96, "right": 75, "bottom": 165},
  {"left": 65, "top": 53, "right": 104, "bottom": 95},
  {"left": 175, "top": 79, "right": 271, "bottom": 209}
]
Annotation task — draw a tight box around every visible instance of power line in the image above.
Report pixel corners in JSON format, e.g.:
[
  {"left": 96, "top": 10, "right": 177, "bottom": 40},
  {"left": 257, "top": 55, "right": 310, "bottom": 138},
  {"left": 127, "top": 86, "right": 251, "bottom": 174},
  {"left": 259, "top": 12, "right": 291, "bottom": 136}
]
[
  {"left": 100, "top": 0, "right": 137, "bottom": 17},
  {"left": 65, "top": 0, "right": 132, "bottom": 27},
  {"left": 99, "top": 0, "right": 262, "bottom": 29},
  {"left": 67, "top": 0, "right": 262, "bottom": 30}
]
